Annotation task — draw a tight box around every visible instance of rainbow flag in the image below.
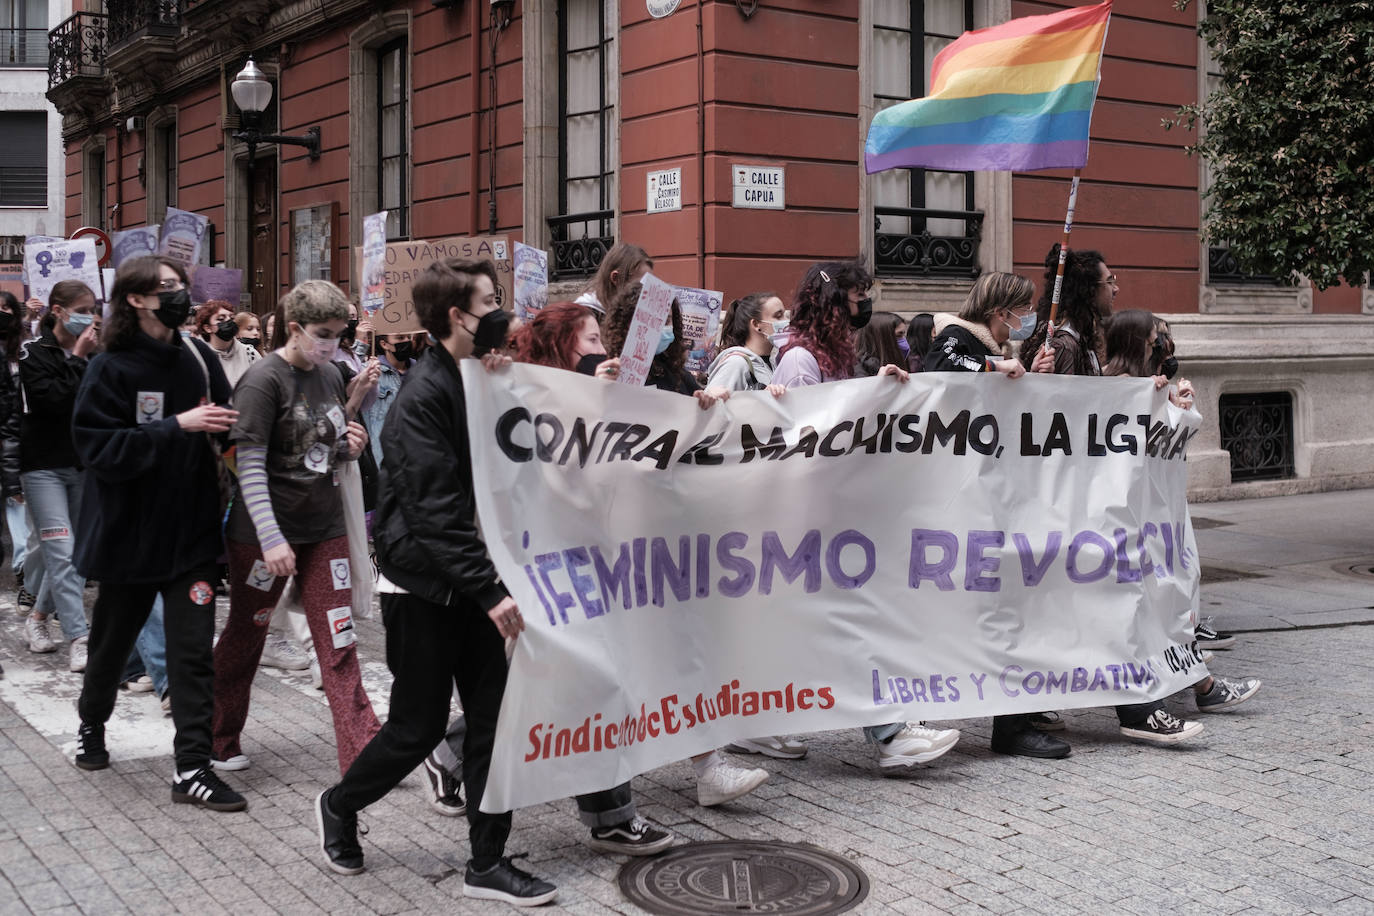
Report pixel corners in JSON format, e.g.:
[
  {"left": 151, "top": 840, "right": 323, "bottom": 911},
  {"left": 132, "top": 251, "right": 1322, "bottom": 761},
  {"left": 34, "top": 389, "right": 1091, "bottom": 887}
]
[{"left": 865, "top": 1, "right": 1112, "bottom": 174}]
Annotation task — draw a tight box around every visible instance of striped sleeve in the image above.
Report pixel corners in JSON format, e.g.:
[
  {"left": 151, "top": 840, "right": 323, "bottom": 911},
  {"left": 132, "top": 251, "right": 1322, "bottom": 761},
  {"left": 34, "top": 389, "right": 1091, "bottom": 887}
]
[{"left": 235, "top": 444, "right": 285, "bottom": 552}]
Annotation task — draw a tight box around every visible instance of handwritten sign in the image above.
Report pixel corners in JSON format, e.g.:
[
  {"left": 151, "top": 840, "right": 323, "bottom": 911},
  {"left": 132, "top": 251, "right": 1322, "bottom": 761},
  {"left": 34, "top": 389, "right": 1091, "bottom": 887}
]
[
  {"left": 673, "top": 285, "right": 724, "bottom": 374},
  {"left": 190, "top": 266, "right": 244, "bottom": 306},
  {"left": 615, "top": 272, "right": 676, "bottom": 388},
  {"left": 370, "top": 235, "right": 512, "bottom": 334},
  {"left": 512, "top": 242, "right": 549, "bottom": 319},
  {"left": 112, "top": 226, "right": 160, "bottom": 267},
  {"left": 24, "top": 238, "right": 102, "bottom": 307},
  {"left": 360, "top": 211, "right": 388, "bottom": 315},
  {"left": 158, "top": 208, "right": 209, "bottom": 273}
]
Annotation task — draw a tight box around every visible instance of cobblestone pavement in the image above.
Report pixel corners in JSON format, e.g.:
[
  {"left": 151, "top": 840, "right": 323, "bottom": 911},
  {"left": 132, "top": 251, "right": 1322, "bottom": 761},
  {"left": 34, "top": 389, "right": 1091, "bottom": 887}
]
[{"left": 3, "top": 502, "right": 1374, "bottom": 913}]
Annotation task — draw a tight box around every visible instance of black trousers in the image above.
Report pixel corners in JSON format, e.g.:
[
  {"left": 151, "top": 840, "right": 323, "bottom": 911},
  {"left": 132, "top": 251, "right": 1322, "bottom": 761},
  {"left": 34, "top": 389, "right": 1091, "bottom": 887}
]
[
  {"left": 77, "top": 565, "right": 218, "bottom": 771},
  {"left": 334, "top": 592, "right": 511, "bottom": 863},
  {"left": 993, "top": 698, "right": 1165, "bottom": 737}
]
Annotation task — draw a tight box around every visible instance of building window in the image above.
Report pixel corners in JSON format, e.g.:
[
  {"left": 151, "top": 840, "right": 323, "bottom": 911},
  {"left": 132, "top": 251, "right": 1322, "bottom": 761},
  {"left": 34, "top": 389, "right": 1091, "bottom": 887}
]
[
  {"left": 548, "top": 0, "right": 615, "bottom": 281},
  {"left": 1219, "top": 392, "right": 1295, "bottom": 483},
  {"left": 1, "top": 0, "right": 47, "bottom": 67},
  {"left": 378, "top": 38, "right": 407, "bottom": 241},
  {"left": 85, "top": 143, "right": 105, "bottom": 228},
  {"left": 146, "top": 111, "right": 177, "bottom": 224},
  {"left": 0, "top": 111, "right": 45, "bottom": 206},
  {"left": 871, "top": 0, "right": 981, "bottom": 278},
  {"left": 159, "top": 120, "right": 177, "bottom": 212}
]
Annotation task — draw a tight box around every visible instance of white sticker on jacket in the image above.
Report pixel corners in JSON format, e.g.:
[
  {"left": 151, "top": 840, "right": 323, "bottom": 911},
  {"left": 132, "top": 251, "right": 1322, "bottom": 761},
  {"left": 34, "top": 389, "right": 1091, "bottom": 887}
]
[
  {"left": 326, "top": 606, "right": 356, "bottom": 649},
  {"left": 326, "top": 405, "right": 346, "bottom": 436},
  {"left": 303, "top": 442, "right": 330, "bottom": 474},
  {"left": 136, "top": 391, "right": 165, "bottom": 424},
  {"left": 246, "top": 559, "right": 275, "bottom": 592},
  {"left": 329, "top": 558, "right": 351, "bottom": 590}
]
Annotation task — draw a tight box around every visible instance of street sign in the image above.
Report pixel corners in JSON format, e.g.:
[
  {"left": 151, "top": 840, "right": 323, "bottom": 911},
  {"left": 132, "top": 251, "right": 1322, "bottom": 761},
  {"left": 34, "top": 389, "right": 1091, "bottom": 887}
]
[
  {"left": 647, "top": 168, "right": 682, "bottom": 214},
  {"left": 732, "top": 164, "right": 785, "bottom": 210},
  {"left": 647, "top": 0, "right": 682, "bottom": 18},
  {"left": 71, "top": 226, "right": 113, "bottom": 267}
]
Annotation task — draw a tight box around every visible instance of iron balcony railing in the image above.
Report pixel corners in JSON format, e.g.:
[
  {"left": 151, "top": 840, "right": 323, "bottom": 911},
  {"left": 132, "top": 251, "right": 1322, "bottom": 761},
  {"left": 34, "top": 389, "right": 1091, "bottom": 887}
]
[
  {"left": 106, "top": 0, "right": 179, "bottom": 50},
  {"left": 1208, "top": 246, "right": 1280, "bottom": 286},
  {"left": 874, "top": 206, "right": 983, "bottom": 279},
  {"left": 47, "top": 11, "right": 107, "bottom": 88},
  {"left": 547, "top": 209, "right": 614, "bottom": 281},
  {"left": 2, "top": 28, "right": 49, "bottom": 67}
]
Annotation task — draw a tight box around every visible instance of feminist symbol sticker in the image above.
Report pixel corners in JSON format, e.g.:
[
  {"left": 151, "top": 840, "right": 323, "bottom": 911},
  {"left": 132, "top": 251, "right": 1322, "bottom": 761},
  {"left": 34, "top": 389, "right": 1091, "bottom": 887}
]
[{"left": 330, "top": 559, "right": 351, "bottom": 590}]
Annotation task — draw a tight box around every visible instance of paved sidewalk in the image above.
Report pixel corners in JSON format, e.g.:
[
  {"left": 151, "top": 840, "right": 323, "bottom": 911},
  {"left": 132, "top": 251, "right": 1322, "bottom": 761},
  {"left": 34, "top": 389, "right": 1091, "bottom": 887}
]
[{"left": 1, "top": 490, "right": 1372, "bottom": 914}]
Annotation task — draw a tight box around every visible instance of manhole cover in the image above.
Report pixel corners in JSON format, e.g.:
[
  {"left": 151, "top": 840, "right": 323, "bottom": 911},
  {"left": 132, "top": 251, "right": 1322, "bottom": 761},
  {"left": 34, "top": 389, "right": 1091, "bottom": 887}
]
[
  {"left": 1201, "top": 565, "right": 1265, "bottom": 584},
  {"left": 619, "top": 841, "right": 868, "bottom": 915}
]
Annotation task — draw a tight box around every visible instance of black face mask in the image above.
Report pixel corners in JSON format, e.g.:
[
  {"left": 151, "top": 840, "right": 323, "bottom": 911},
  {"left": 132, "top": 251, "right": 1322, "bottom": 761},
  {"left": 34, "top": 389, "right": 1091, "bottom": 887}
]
[
  {"left": 390, "top": 341, "right": 415, "bottom": 363},
  {"left": 0, "top": 311, "right": 15, "bottom": 336},
  {"left": 240, "top": 336, "right": 261, "bottom": 348},
  {"left": 342, "top": 318, "right": 359, "bottom": 342},
  {"left": 1160, "top": 355, "right": 1179, "bottom": 379},
  {"left": 155, "top": 288, "right": 192, "bottom": 330},
  {"left": 575, "top": 353, "right": 606, "bottom": 376},
  {"left": 214, "top": 318, "right": 239, "bottom": 341},
  {"left": 465, "top": 308, "right": 510, "bottom": 356},
  {"left": 849, "top": 296, "right": 874, "bottom": 329}
]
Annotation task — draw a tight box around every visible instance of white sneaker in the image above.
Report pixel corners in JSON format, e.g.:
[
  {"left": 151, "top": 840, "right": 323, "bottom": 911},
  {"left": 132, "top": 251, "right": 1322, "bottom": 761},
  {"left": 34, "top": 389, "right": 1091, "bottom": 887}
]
[
  {"left": 726, "top": 736, "right": 809, "bottom": 760},
  {"left": 26, "top": 616, "right": 56, "bottom": 654},
  {"left": 874, "top": 722, "right": 960, "bottom": 768},
  {"left": 122, "top": 675, "right": 155, "bottom": 693},
  {"left": 211, "top": 754, "right": 251, "bottom": 771},
  {"left": 69, "top": 636, "right": 89, "bottom": 673},
  {"left": 259, "top": 633, "right": 310, "bottom": 671},
  {"left": 696, "top": 760, "right": 768, "bottom": 807}
]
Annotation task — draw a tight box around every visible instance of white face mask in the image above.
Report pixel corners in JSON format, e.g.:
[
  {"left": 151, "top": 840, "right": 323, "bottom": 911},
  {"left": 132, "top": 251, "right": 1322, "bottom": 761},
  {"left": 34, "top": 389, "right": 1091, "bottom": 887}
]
[
  {"left": 764, "top": 318, "right": 790, "bottom": 350},
  {"left": 300, "top": 328, "right": 340, "bottom": 366}
]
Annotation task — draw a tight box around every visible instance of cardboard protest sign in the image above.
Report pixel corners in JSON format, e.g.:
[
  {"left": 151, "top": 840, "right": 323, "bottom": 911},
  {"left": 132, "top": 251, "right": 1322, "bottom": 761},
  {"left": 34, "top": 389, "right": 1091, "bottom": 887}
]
[
  {"left": 615, "top": 272, "right": 676, "bottom": 388},
  {"left": 158, "top": 208, "right": 209, "bottom": 273},
  {"left": 24, "top": 238, "right": 102, "bottom": 307},
  {"left": 672, "top": 285, "right": 723, "bottom": 375},
  {"left": 360, "top": 212, "right": 388, "bottom": 315},
  {"left": 112, "top": 226, "right": 160, "bottom": 267},
  {"left": 512, "top": 242, "right": 549, "bottom": 320},
  {"left": 369, "top": 235, "right": 512, "bottom": 334},
  {"left": 189, "top": 266, "right": 244, "bottom": 306}
]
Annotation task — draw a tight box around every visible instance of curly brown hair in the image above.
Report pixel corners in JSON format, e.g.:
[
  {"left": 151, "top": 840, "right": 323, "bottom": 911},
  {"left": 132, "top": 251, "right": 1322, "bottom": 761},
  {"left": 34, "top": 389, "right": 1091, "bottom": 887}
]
[
  {"left": 779, "top": 260, "right": 870, "bottom": 380},
  {"left": 1017, "top": 244, "right": 1106, "bottom": 367},
  {"left": 601, "top": 281, "right": 687, "bottom": 382}
]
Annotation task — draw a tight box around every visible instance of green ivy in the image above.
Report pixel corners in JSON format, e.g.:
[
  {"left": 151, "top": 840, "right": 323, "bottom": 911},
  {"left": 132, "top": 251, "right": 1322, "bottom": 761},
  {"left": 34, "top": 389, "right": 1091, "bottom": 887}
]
[{"left": 1169, "top": 0, "right": 1374, "bottom": 289}]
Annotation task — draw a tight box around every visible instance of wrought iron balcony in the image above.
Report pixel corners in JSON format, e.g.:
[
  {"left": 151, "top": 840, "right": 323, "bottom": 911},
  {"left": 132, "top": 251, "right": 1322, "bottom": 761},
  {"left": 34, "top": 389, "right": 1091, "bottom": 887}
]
[
  {"left": 106, "top": 0, "right": 179, "bottom": 50},
  {"left": 874, "top": 206, "right": 983, "bottom": 279},
  {"left": 548, "top": 210, "right": 614, "bottom": 281},
  {"left": 1219, "top": 391, "right": 1295, "bottom": 482},
  {"left": 1208, "top": 246, "right": 1280, "bottom": 286},
  {"left": 2, "top": 28, "right": 49, "bottom": 67},
  {"left": 47, "top": 12, "right": 107, "bottom": 89}
]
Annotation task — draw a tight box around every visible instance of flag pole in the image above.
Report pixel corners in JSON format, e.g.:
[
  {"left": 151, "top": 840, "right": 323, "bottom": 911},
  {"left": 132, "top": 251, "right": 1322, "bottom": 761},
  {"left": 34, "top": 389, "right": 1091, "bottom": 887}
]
[{"left": 1043, "top": 168, "right": 1082, "bottom": 349}]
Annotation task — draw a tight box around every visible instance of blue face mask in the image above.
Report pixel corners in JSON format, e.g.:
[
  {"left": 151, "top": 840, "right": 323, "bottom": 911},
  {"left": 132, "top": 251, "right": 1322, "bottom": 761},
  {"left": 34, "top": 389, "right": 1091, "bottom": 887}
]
[
  {"left": 655, "top": 325, "right": 675, "bottom": 356},
  {"left": 63, "top": 311, "right": 95, "bottom": 338},
  {"left": 1004, "top": 310, "right": 1037, "bottom": 341}
]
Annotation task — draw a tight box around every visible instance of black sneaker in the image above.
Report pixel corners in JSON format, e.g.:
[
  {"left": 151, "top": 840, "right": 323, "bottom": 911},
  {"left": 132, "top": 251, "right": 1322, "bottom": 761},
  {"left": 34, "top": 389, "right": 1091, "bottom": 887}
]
[
  {"left": 171, "top": 766, "right": 248, "bottom": 812},
  {"left": 1119, "top": 709, "right": 1203, "bottom": 745},
  {"left": 421, "top": 752, "right": 465, "bottom": 816},
  {"left": 1196, "top": 675, "right": 1261, "bottom": 712},
  {"left": 75, "top": 723, "right": 109, "bottom": 771},
  {"left": 315, "top": 788, "right": 365, "bottom": 875},
  {"left": 587, "top": 816, "right": 674, "bottom": 856},
  {"left": 990, "top": 727, "right": 1071, "bottom": 759},
  {"left": 463, "top": 856, "right": 558, "bottom": 907},
  {"left": 1195, "top": 617, "right": 1236, "bottom": 650},
  {"left": 1029, "top": 711, "right": 1065, "bottom": 732},
  {"left": 17, "top": 586, "right": 35, "bottom": 609}
]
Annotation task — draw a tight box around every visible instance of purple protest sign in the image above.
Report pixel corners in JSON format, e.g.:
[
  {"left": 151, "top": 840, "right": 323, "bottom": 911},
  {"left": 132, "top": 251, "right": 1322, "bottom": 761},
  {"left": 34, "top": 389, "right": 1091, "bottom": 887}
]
[{"left": 189, "top": 266, "right": 243, "bottom": 306}]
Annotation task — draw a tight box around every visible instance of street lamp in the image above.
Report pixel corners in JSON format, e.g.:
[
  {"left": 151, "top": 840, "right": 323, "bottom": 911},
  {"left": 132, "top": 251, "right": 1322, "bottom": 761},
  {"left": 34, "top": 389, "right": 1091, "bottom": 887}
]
[{"left": 231, "top": 57, "right": 321, "bottom": 314}]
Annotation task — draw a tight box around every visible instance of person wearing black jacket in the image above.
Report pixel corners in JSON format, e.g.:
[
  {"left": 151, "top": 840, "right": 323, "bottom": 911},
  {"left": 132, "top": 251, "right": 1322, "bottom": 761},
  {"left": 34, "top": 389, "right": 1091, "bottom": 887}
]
[
  {"left": 924, "top": 272, "right": 1070, "bottom": 759},
  {"left": 0, "top": 292, "right": 26, "bottom": 586},
  {"left": 69, "top": 255, "right": 247, "bottom": 813},
  {"left": 18, "top": 280, "right": 100, "bottom": 666},
  {"left": 315, "top": 257, "right": 557, "bottom": 907}
]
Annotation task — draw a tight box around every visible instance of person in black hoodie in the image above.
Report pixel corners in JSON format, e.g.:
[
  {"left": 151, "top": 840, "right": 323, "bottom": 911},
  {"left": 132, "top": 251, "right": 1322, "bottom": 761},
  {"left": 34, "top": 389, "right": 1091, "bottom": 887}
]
[
  {"left": 69, "top": 255, "right": 248, "bottom": 813},
  {"left": 923, "top": 272, "right": 1067, "bottom": 759},
  {"left": 18, "top": 280, "right": 100, "bottom": 667},
  {"left": 315, "top": 257, "right": 557, "bottom": 907}
]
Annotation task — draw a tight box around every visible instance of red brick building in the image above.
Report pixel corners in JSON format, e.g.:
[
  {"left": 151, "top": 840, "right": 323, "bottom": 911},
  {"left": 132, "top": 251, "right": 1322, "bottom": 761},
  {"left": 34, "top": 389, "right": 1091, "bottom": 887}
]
[{"left": 44, "top": 0, "right": 1374, "bottom": 496}]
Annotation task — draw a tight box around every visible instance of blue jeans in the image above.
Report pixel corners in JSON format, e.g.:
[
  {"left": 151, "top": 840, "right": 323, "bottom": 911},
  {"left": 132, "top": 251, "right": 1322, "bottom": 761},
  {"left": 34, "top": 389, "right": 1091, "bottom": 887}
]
[
  {"left": 121, "top": 594, "right": 170, "bottom": 698},
  {"left": 5, "top": 496, "right": 28, "bottom": 573},
  {"left": 21, "top": 468, "right": 88, "bottom": 641}
]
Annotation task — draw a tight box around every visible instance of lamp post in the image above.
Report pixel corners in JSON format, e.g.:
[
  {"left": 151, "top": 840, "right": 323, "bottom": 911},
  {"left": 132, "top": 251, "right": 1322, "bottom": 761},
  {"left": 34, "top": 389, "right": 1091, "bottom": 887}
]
[{"left": 230, "top": 57, "right": 321, "bottom": 315}]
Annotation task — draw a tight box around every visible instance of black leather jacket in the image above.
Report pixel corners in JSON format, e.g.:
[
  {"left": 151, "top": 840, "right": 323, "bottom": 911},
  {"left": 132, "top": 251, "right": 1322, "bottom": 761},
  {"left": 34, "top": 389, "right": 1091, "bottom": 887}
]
[
  {"left": 0, "top": 358, "right": 20, "bottom": 497},
  {"left": 372, "top": 344, "right": 508, "bottom": 612}
]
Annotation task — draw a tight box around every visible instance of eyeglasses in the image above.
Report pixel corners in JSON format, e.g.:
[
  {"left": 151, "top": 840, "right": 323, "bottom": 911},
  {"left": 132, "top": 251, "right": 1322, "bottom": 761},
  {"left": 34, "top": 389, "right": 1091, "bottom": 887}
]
[{"left": 1098, "top": 275, "right": 1119, "bottom": 287}]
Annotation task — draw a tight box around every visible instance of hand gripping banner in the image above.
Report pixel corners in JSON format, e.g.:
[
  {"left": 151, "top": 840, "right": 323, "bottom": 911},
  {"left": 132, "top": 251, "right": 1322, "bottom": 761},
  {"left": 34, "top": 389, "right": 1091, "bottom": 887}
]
[{"left": 462, "top": 363, "right": 1206, "bottom": 812}]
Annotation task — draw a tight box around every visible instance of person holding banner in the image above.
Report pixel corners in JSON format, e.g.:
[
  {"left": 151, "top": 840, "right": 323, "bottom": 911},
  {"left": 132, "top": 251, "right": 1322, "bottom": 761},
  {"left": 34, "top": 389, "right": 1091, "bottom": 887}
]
[
  {"left": 211, "top": 280, "right": 379, "bottom": 775},
  {"left": 194, "top": 301, "right": 260, "bottom": 388},
  {"left": 511, "top": 301, "right": 619, "bottom": 380},
  {"left": 773, "top": 261, "right": 963, "bottom": 768},
  {"left": 855, "top": 311, "right": 908, "bottom": 378},
  {"left": 69, "top": 255, "right": 246, "bottom": 811},
  {"left": 18, "top": 280, "right": 101, "bottom": 668},
  {"left": 575, "top": 242, "right": 652, "bottom": 316},
  {"left": 922, "top": 272, "right": 1070, "bottom": 758},
  {"left": 316, "top": 257, "right": 558, "bottom": 906},
  {"left": 0, "top": 292, "right": 29, "bottom": 596},
  {"left": 704, "top": 292, "right": 787, "bottom": 394}
]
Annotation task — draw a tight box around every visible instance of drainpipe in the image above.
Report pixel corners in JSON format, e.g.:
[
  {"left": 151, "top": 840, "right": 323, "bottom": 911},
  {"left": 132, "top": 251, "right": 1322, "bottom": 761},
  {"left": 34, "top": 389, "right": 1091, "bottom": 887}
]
[{"left": 696, "top": 0, "right": 706, "bottom": 288}]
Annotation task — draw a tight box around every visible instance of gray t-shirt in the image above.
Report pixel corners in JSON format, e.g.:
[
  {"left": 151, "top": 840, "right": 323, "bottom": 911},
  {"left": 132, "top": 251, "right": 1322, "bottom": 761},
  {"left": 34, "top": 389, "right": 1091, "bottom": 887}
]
[{"left": 227, "top": 353, "right": 349, "bottom": 545}]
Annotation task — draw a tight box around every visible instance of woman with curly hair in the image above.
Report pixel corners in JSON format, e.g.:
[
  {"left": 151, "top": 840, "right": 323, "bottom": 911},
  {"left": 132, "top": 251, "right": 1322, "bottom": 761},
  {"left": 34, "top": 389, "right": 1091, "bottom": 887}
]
[
  {"left": 601, "top": 281, "right": 729, "bottom": 407},
  {"left": 1017, "top": 244, "right": 1114, "bottom": 375},
  {"left": 772, "top": 261, "right": 874, "bottom": 388}
]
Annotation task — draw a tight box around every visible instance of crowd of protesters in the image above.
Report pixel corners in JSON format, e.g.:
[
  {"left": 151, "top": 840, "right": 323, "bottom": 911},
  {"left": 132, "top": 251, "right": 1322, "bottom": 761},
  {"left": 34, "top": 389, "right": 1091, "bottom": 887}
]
[{"left": 0, "top": 240, "right": 1259, "bottom": 907}]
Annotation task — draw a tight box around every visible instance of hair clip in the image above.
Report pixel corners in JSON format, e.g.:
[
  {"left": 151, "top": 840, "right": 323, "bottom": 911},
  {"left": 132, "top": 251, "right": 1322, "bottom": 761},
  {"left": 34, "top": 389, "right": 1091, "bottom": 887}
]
[{"left": 819, "top": 270, "right": 832, "bottom": 283}]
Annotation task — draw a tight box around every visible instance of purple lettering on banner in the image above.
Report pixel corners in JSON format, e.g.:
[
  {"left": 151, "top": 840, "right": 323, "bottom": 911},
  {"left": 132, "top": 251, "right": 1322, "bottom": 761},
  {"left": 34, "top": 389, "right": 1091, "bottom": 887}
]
[
  {"left": 695, "top": 533, "right": 711, "bottom": 598},
  {"left": 1175, "top": 519, "right": 1192, "bottom": 569},
  {"left": 715, "top": 531, "right": 755, "bottom": 598},
  {"left": 1160, "top": 522, "right": 1175, "bottom": 574},
  {"left": 825, "top": 529, "right": 876, "bottom": 590},
  {"left": 1066, "top": 530, "right": 1114, "bottom": 584},
  {"left": 1045, "top": 669, "right": 1068, "bottom": 693},
  {"left": 964, "top": 530, "right": 1004, "bottom": 592},
  {"left": 1013, "top": 532, "right": 1061, "bottom": 587},
  {"left": 999, "top": 665, "right": 1022, "bottom": 697},
  {"left": 563, "top": 547, "right": 605, "bottom": 619},
  {"left": 650, "top": 536, "right": 692, "bottom": 606},
  {"left": 536, "top": 552, "right": 575, "bottom": 624},
  {"left": 1137, "top": 523, "right": 1157, "bottom": 579},
  {"left": 1114, "top": 528, "right": 1143, "bottom": 583},
  {"left": 908, "top": 529, "right": 958, "bottom": 590},
  {"left": 592, "top": 543, "right": 633, "bottom": 611},
  {"left": 632, "top": 537, "right": 648, "bottom": 606},
  {"left": 758, "top": 530, "right": 822, "bottom": 594},
  {"left": 968, "top": 672, "right": 987, "bottom": 699},
  {"left": 523, "top": 564, "right": 557, "bottom": 625}
]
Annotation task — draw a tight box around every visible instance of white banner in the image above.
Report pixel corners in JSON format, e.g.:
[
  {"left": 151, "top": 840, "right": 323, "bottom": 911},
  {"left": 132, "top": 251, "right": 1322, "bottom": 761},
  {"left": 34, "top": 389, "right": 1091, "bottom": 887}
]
[{"left": 462, "top": 365, "right": 1207, "bottom": 812}]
